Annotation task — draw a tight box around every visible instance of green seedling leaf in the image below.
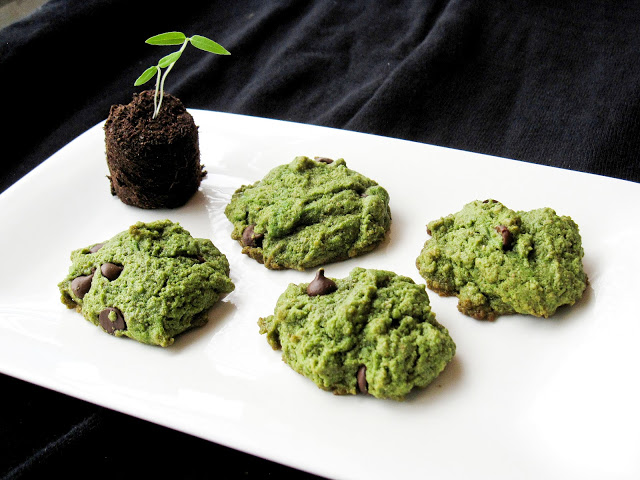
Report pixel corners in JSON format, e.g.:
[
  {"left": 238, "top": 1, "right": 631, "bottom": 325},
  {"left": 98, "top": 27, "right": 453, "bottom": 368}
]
[
  {"left": 140, "top": 31, "right": 230, "bottom": 118},
  {"left": 190, "top": 35, "right": 230, "bottom": 55},
  {"left": 158, "top": 51, "right": 182, "bottom": 68},
  {"left": 146, "top": 31, "right": 186, "bottom": 45},
  {"left": 134, "top": 65, "right": 158, "bottom": 86}
]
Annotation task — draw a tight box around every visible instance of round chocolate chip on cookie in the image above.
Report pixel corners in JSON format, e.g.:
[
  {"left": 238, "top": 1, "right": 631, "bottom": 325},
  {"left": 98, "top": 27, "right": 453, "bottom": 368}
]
[
  {"left": 306, "top": 269, "right": 337, "bottom": 296},
  {"left": 98, "top": 307, "right": 126, "bottom": 334}
]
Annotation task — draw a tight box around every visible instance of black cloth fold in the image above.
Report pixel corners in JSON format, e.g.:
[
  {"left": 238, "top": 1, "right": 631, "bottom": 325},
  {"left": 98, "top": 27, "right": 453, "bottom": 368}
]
[{"left": 1, "top": 0, "right": 638, "bottom": 478}]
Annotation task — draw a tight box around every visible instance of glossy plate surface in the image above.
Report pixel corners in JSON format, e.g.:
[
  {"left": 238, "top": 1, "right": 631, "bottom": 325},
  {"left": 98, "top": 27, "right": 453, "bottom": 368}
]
[{"left": 1, "top": 111, "right": 639, "bottom": 480}]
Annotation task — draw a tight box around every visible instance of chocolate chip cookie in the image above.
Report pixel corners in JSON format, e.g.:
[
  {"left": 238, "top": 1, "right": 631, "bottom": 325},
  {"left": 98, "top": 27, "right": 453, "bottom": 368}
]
[
  {"left": 58, "top": 220, "right": 234, "bottom": 346},
  {"left": 416, "top": 200, "right": 588, "bottom": 320},
  {"left": 224, "top": 156, "right": 391, "bottom": 270},
  {"left": 259, "top": 267, "right": 456, "bottom": 400}
]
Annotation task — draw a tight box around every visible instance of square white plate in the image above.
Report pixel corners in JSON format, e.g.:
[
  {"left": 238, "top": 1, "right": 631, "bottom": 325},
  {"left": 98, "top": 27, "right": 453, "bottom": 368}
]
[{"left": 1, "top": 111, "right": 639, "bottom": 480}]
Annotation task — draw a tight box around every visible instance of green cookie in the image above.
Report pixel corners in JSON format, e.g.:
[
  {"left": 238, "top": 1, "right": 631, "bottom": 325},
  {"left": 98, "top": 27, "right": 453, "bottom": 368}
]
[
  {"left": 416, "top": 200, "right": 588, "bottom": 320},
  {"left": 225, "top": 156, "right": 391, "bottom": 270},
  {"left": 259, "top": 267, "right": 456, "bottom": 400},
  {"left": 58, "top": 220, "right": 235, "bottom": 346}
]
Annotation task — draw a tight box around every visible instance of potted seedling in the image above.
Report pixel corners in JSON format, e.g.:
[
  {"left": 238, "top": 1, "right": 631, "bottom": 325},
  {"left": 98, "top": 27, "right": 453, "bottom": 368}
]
[{"left": 104, "top": 32, "right": 230, "bottom": 209}]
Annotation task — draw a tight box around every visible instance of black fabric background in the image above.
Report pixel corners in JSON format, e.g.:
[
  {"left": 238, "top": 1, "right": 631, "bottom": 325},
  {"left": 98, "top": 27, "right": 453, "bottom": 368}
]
[{"left": 1, "top": 0, "right": 639, "bottom": 478}]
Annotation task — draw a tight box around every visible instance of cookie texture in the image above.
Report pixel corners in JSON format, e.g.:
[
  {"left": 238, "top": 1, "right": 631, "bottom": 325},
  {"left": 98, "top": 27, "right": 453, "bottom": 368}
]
[
  {"left": 259, "top": 267, "right": 456, "bottom": 400},
  {"left": 416, "top": 200, "right": 588, "bottom": 320},
  {"left": 224, "top": 156, "right": 391, "bottom": 270},
  {"left": 58, "top": 220, "right": 234, "bottom": 346}
]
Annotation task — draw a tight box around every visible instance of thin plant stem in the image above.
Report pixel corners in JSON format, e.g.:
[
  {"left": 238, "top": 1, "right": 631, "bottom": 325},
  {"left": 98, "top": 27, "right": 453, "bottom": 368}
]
[
  {"left": 154, "top": 38, "right": 189, "bottom": 118},
  {"left": 153, "top": 69, "right": 161, "bottom": 118},
  {"left": 156, "top": 63, "right": 174, "bottom": 117}
]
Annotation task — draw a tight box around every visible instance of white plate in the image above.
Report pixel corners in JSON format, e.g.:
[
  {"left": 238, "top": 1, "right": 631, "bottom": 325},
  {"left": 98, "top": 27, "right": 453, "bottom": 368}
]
[{"left": 1, "top": 111, "right": 639, "bottom": 480}]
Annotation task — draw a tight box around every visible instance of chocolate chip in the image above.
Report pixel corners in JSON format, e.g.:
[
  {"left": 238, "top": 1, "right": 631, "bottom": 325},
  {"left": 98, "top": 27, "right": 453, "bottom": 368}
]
[
  {"left": 357, "top": 365, "right": 368, "bottom": 394},
  {"left": 101, "top": 263, "right": 123, "bottom": 281},
  {"left": 314, "top": 157, "right": 334, "bottom": 164},
  {"left": 195, "top": 255, "right": 205, "bottom": 263},
  {"left": 483, "top": 199, "right": 497, "bottom": 204},
  {"left": 427, "top": 228, "right": 432, "bottom": 236},
  {"left": 89, "top": 243, "right": 104, "bottom": 253},
  {"left": 242, "top": 224, "right": 264, "bottom": 248},
  {"left": 71, "top": 273, "right": 93, "bottom": 299},
  {"left": 307, "top": 269, "right": 337, "bottom": 296},
  {"left": 98, "top": 307, "right": 126, "bottom": 334},
  {"left": 495, "top": 225, "right": 514, "bottom": 250}
]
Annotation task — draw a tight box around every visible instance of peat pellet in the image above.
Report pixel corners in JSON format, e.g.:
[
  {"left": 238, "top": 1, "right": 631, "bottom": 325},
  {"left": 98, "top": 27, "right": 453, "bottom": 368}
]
[{"left": 104, "top": 90, "right": 205, "bottom": 209}]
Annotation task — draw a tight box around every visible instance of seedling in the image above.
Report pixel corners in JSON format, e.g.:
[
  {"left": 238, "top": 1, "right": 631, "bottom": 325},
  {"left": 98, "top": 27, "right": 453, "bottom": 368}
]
[{"left": 135, "top": 32, "right": 230, "bottom": 118}]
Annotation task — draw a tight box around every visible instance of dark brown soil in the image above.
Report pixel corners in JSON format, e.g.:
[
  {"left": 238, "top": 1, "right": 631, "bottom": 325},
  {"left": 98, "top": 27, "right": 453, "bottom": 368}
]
[{"left": 104, "top": 90, "right": 206, "bottom": 209}]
